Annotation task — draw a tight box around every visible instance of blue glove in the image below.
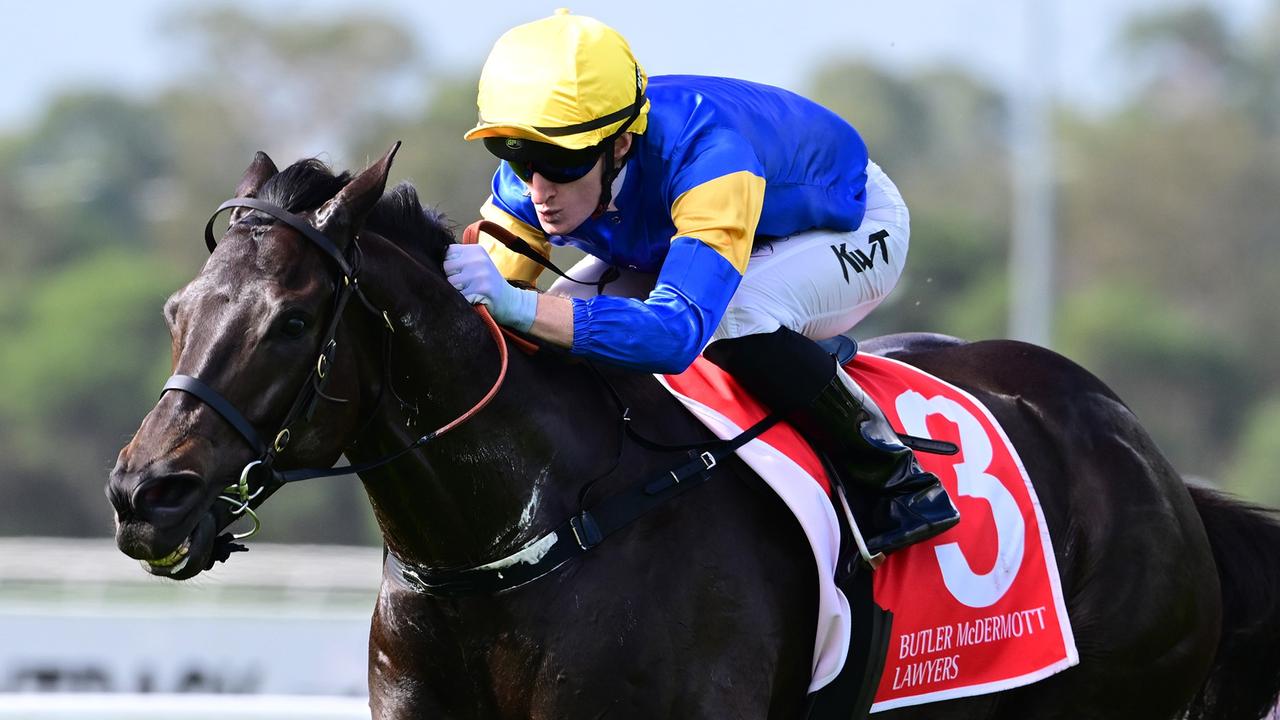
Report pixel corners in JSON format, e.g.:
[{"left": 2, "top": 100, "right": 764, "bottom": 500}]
[{"left": 443, "top": 244, "right": 539, "bottom": 332}]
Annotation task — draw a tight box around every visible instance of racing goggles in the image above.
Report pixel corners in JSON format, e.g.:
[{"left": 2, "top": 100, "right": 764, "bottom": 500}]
[{"left": 483, "top": 137, "right": 603, "bottom": 184}]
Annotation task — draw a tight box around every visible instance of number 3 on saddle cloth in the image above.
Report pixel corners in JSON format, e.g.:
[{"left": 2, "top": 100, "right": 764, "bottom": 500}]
[{"left": 658, "top": 351, "right": 1079, "bottom": 716}]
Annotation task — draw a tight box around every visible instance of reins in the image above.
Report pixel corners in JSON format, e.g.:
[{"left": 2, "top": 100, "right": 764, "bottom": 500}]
[
  {"left": 272, "top": 305, "right": 508, "bottom": 483},
  {"left": 462, "top": 219, "right": 621, "bottom": 297},
  {"left": 161, "top": 198, "right": 510, "bottom": 557}
]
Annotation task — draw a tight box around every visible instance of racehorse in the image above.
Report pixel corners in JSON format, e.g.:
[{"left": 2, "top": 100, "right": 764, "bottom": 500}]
[{"left": 107, "top": 145, "right": 1280, "bottom": 719}]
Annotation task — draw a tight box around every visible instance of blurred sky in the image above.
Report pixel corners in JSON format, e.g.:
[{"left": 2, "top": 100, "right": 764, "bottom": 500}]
[{"left": 0, "top": 0, "right": 1269, "bottom": 133}]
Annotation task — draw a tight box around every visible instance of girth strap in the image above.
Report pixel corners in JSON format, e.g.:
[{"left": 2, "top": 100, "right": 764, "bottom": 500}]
[{"left": 397, "top": 409, "right": 782, "bottom": 596}]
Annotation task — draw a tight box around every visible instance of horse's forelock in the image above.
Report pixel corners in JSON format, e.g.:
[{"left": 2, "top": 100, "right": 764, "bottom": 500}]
[
  {"left": 250, "top": 158, "right": 453, "bottom": 267},
  {"left": 257, "top": 158, "right": 351, "bottom": 214}
]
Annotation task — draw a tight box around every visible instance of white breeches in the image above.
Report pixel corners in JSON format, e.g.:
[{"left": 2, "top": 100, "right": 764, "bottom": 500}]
[{"left": 548, "top": 161, "right": 911, "bottom": 343}]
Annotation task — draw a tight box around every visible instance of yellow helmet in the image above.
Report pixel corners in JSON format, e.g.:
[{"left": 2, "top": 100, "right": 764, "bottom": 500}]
[{"left": 464, "top": 9, "right": 649, "bottom": 150}]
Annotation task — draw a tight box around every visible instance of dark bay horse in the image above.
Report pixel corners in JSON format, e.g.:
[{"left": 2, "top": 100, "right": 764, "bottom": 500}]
[{"left": 107, "top": 146, "right": 1280, "bottom": 719}]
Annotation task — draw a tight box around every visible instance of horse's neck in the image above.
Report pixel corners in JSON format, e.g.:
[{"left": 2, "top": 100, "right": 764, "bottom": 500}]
[
  {"left": 367, "top": 342, "right": 615, "bottom": 570},
  {"left": 350, "top": 257, "right": 616, "bottom": 570}
]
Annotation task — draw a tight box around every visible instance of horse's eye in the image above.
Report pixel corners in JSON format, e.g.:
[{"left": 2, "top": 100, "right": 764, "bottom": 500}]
[{"left": 281, "top": 316, "right": 308, "bottom": 338}]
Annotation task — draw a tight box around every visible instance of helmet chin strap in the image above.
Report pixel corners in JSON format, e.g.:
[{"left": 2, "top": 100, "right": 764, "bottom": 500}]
[
  {"left": 592, "top": 65, "right": 645, "bottom": 219},
  {"left": 592, "top": 141, "right": 630, "bottom": 219},
  {"left": 593, "top": 127, "right": 642, "bottom": 219}
]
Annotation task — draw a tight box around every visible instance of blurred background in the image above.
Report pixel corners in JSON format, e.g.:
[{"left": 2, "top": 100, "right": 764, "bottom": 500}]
[{"left": 1, "top": 0, "right": 1278, "bottom": 713}]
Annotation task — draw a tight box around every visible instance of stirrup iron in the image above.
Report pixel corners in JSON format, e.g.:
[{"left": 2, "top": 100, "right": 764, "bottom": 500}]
[{"left": 836, "top": 484, "right": 885, "bottom": 570}]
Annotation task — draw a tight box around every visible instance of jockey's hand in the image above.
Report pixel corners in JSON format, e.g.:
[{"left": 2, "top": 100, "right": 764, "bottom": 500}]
[{"left": 443, "top": 244, "right": 539, "bottom": 332}]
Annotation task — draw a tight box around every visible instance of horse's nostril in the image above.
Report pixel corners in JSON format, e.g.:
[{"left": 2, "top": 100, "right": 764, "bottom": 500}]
[
  {"left": 132, "top": 473, "right": 204, "bottom": 517},
  {"left": 144, "top": 483, "right": 181, "bottom": 508}
]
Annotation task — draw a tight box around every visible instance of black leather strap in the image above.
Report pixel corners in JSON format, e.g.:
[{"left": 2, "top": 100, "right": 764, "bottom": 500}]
[
  {"left": 273, "top": 430, "right": 439, "bottom": 486},
  {"left": 399, "top": 450, "right": 718, "bottom": 596},
  {"left": 462, "top": 220, "right": 620, "bottom": 292},
  {"left": 162, "top": 374, "right": 266, "bottom": 455},
  {"left": 398, "top": 410, "right": 782, "bottom": 597},
  {"left": 205, "top": 197, "right": 356, "bottom": 279}
]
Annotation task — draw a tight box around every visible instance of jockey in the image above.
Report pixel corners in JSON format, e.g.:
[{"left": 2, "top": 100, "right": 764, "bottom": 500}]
[{"left": 444, "top": 9, "right": 959, "bottom": 557}]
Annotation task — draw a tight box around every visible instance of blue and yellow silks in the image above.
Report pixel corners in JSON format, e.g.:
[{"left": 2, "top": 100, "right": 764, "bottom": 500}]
[{"left": 482, "top": 75, "right": 870, "bottom": 373}]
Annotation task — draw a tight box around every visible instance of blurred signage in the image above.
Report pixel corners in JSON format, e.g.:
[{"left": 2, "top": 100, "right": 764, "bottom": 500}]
[{"left": 0, "top": 607, "right": 369, "bottom": 696}]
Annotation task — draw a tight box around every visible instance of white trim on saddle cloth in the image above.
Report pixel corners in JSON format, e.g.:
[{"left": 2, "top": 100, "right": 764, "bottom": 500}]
[{"left": 654, "top": 374, "right": 851, "bottom": 693}]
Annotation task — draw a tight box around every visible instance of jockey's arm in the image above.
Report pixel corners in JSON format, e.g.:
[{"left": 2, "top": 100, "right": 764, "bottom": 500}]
[
  {"left": 563, "top": 168, "right": 763, "bottom": 373},
  {"left": 528, "top": 293, "right": 575, "bottom": 347},
  {"left": 466, "top": 235, "right": 739, "bottom": 365},
  {"left": 468, "top": 142, "right": 764, "bottom": 374}
]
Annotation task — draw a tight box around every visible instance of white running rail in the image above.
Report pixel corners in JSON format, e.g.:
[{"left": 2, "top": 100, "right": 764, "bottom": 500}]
[{"left": 0, "top": 694, "right": 370, "bottom": 719}]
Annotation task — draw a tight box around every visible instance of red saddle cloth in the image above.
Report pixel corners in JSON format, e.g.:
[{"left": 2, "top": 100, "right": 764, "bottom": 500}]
[{"left": 661, "top": 353, "right": 1078, "bottom": 711}]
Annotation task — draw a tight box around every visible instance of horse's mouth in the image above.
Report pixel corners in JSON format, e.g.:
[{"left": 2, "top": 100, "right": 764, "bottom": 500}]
[{"left": 141, "top": 512, "right": 216, "bottom": 580}]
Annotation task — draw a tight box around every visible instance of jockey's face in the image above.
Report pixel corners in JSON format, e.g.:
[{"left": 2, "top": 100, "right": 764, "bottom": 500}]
[
  {"left": 527, "top": 157, "right": 602, "bottom": 235},
  {"left": 526, "top": 134, "right": 632, "bottom": 236}
]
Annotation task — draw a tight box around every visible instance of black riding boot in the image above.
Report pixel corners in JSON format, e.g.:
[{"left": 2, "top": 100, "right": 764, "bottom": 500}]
[
  {"left": 705, "top": 327, "right": 960, "bottom": 558},
  {"left": 794, "top": 370, "right": 961, "bottom": 556}
]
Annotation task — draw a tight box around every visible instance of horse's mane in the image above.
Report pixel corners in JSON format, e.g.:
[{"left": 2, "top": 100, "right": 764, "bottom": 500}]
[{"left": 256, "top": 157, "right": 454, "bottom": 265}]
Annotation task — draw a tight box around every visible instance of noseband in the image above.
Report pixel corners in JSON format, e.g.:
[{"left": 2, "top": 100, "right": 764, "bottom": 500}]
[{"left": 161, "top": 197, "right": 508, "bottom": 546}]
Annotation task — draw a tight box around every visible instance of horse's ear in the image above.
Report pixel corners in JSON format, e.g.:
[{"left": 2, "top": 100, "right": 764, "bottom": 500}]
[
  {"left": 230, "top": 151, "right": 279, "bottom": 223},
  {"left": 314, "top": 141, "right": 401, "bottom": 245}
]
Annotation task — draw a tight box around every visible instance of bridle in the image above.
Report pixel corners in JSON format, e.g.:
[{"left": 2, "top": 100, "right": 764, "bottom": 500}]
[{"left": 161, "top": 197, "right": 508, "bottom": 546}]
